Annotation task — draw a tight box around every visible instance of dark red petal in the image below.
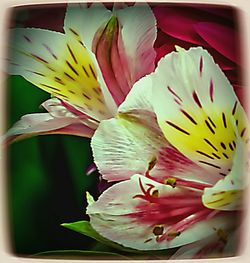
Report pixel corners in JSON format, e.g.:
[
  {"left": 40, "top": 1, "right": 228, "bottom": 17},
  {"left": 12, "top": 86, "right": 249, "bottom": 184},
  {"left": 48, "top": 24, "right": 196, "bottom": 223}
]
[
  {"left": 195, "top": 22, "right": 240, "bottom": 65},
  {"left": 153, "top": 6, "right": 208, "bottom": 45}
]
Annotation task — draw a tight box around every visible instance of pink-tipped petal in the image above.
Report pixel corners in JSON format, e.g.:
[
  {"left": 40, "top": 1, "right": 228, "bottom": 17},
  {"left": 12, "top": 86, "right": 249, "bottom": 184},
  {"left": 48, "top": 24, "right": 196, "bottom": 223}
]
[
  {"left": 4, "top": 113, "right": 94, "bottom": 144},
  {"left": 87, "top": 174, "right": 234, "bottom": 250},
  {"left": 110, "top": 21, "right": 131, "bottom": 100},
  {"left": 116, "top": 3, "right": 157, "bottom": 85},
  {"left": 52, "top": 123, "right": 94, "bottom": 138},
  {"left": 93, "top": 17, "right": 126, "bottom": 106},
  {"left": 92, "top": 3, "right": 157, "bottom": 106}
]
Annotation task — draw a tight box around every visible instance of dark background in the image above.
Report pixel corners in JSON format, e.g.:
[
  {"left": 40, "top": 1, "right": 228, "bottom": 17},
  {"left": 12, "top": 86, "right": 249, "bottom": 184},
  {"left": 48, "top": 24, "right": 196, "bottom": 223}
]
[{"left": 7, "top": 75, "right": 100, "bottom": 255}]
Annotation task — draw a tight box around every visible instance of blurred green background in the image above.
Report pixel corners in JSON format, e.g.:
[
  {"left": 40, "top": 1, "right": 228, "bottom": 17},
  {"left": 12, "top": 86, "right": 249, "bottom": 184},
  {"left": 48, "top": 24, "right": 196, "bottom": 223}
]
[
  {"left": 7, "top": 75, "right": 100, "bottom": 256},
  {"left": 6, "top": 5, "right": 101, "bottom": 256}
]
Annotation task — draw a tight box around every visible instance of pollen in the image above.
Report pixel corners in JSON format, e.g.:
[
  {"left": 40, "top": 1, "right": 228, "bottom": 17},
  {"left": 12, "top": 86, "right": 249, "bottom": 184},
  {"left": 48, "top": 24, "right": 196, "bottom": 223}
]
[
  {"left": 153, "top": 225, "right": 164, "bottom": 236},
  {"left": 167, "top": 230, "right": 181, "bottom": 238},
  {"left": 165, "top": 177, "right": 177, "bottom": 188},
  {"left": 217, "top": 229, "right": 228, "bottom": 244},
  {"left": 151, "top": 190, "right": 159, "bottom": 198},
  {"left": 148, "top": 156, "right": 157, "bottom": 171}
]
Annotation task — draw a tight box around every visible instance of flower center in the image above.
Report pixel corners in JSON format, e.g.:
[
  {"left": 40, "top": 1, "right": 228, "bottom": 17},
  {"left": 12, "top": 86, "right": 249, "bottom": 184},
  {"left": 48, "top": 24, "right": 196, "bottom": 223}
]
[{"left": 131, "top": 177, "right": 218, "bottom": 243}]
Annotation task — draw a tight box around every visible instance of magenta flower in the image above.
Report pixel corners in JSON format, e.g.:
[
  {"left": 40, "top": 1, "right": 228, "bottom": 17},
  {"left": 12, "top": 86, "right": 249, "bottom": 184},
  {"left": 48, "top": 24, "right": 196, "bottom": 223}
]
[
  {"left": 5, "top": 3, "right": 156, "bottom": 143},
  {"left": 153, "top": 5, "right": 243, "bottom": 105},
  {"left": 86, "top": 47, "right": 248, "bottom": 253}
]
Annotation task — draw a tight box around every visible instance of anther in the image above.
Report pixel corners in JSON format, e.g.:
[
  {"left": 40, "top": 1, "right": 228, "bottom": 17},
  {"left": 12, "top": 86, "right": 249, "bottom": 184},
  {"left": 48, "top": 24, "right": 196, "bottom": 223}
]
[
  {"left": 148, "top": 156, "right": 157, "bottom": 171},
  {"left": 168, "top": 230, "right": 181, "bottom": 238},
  {"left": 153, "top": 225, "right": 164, "bottom": 236},
  {"left": 165, "top": 178, "right": 177, "bottom": 188},
  {"left": 151, "top": 190, "right": 159, "bottom": 198},
  {"left": 217, "top": 229, "right": 227, "bottom": 244}
]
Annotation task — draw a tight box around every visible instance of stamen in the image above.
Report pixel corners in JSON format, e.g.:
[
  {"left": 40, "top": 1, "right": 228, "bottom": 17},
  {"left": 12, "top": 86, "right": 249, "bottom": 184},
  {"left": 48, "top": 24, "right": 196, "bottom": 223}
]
[
  {"left": 165, "top": 178, "right": 177, "bottom": 188},
  {"left": 153, "top": 225, "right": 164, "bottom": 236},
  {"left": 167, "top": 230, "right": 181, "bottom": 238},
  {"left": 175, "top": 178, "right": 212, "bottom": 190},
  {"left": 148, "top": 156, "right": 157, "bottom": 171},
  {"left": 158, "top": 210, "right": 212, "bottom": 242},
  {"left": 146, "top": 171, "right": 211, "bottom": 191},
  {"left": 153, "top": 197, "right": 203, "bottom": 207},
  {"left": 151, "top": 190, "right": 159, "bottom": 198},
  {"left": 217, "top": 229, "right": 228, "bottom": 244}
]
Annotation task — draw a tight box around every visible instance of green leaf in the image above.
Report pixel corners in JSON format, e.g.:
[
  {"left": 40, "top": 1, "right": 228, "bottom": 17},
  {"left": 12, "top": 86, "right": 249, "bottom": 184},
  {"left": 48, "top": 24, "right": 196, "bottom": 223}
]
[
  {"left": 61, "top": 221, "right": 140, "bottom": 253},
  {"left": 61, "top": 221, "right": 179, "bottom": 259},
  {"left": 32, "top": 250, "right": 129, "bottom": 259}
]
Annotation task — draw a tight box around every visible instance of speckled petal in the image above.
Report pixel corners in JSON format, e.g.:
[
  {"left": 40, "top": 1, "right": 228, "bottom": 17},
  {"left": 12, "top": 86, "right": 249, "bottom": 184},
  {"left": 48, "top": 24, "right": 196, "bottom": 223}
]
[{"left": 152, "top": 47, "right": 248, "bottom": 177}]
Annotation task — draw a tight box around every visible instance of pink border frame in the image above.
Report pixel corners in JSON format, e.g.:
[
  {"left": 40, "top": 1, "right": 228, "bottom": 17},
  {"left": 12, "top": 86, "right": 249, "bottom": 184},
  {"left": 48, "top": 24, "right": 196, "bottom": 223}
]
[{"left": 0, "top": 0, "right": 250, "bottom": 262}]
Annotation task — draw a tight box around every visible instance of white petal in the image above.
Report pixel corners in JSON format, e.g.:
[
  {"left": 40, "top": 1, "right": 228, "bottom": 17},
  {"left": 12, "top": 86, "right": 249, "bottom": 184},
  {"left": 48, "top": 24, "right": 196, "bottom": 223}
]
[
  {"left": 87, "top": 174, "right": 235, "bottom": 250},
  {"left": 171, "top": 229, "right": 236, "bottom": 259},
  {"left": 6, "top": 113, "right": 75, "bottom": 135},
  {"left": 41, "top": 98, "right": 98, "bottom": 130},
  {"left": 115, "top": 3, "right": 156, "bottom": 83},
  {"left": 202, "top": 139, "right": 246, "bottom": 211},
  {"left": 117, "top": 75, "right": 158, "bottom": 132},
  {"left": 93, "top": 74, "right": 218, "bottom": 184},
  {"left": 64, "top": 3, "right": 112, "bottom": 51},
  {"left": 91, "top": 117, "right": 165, "bottom": 182},
  {"left": 64, "top": 4, "right": 118, "bottom": 115},
  {"left": 8, "top": 28, "right": 115, "bottom": 120},
  {"left": 152, "top": 46, "right": 248, "bottom": 177},
  {"left": 42, "top": 98, "right": 76, "bottom": 118},
  {"left": 118, "top": 74, "right": 154, "bottom": 114},
  {"left": 3, "top": 112, "right": 95, "bottom": 143}
]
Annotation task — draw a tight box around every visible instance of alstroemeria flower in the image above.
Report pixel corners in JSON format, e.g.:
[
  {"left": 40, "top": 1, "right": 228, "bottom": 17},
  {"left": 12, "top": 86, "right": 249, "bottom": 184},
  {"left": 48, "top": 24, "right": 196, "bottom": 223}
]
[
  {"left": 86, "top": 47, "right": 249, "bottom": 252},
  {"left": 6, "top": 3, "right": 156, "bottom": 142}
]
